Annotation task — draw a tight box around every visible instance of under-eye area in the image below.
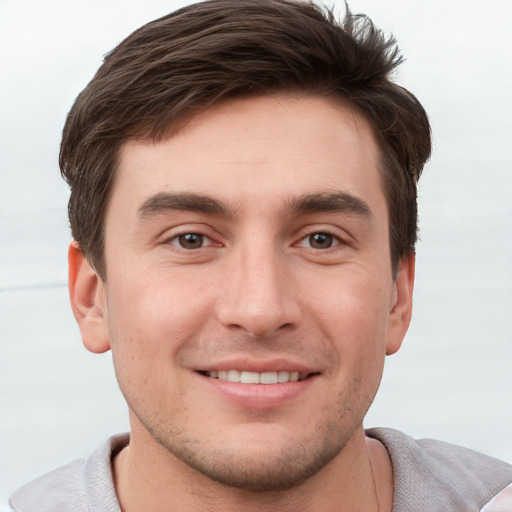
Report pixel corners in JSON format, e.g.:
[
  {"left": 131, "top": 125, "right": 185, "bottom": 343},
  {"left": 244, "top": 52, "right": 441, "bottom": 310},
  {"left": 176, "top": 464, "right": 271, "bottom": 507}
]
[{"left": 198, "top": 370, "right": 314, "bottom": 384}]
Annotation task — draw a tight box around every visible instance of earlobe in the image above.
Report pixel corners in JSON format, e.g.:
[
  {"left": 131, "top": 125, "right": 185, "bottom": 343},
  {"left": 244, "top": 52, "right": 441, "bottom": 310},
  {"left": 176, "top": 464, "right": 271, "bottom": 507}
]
[
  {"left": 68, "top": 241, "right": 111, "bottom": 354},
  {"left": 385, "top": 253, "right": 415, "bottom": 356}
]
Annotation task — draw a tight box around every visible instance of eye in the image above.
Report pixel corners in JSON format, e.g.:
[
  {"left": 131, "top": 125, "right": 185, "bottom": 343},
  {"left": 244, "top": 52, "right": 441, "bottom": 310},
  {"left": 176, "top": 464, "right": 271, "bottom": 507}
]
[
  {"left": 169, "top": 233, "right": 211, "bottom": 250},
  {"left": 299, "top": 232, "right": 341, "bottom": 249}
]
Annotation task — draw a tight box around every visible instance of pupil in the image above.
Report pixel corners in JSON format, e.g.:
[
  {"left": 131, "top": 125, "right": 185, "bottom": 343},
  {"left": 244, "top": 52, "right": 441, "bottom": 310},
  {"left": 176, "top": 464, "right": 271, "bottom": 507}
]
[
  {"left": 310, "top": 233, "right": 332, "bottom": 249},
  {"left": 179, "top": 233, "right": 203, "bottom": 249}
]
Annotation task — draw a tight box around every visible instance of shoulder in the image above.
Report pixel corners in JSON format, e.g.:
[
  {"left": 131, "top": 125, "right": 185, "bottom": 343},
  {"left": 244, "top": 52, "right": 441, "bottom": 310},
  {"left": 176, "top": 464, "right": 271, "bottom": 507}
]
[
  {"left": 367, "top": 428, "right": 512, "bottom": 512},
  {"left": 9, "top": 434, "right": 128, "bottom": 512},
  {"left": 9, "top": 458, "right": 87, "bottom": 512}
]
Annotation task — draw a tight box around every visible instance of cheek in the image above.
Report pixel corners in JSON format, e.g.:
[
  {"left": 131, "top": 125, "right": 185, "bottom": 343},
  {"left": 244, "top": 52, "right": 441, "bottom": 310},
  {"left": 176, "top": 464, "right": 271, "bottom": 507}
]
[
  {"left": 107, "top": 268, "right": 211, "bottom": 340},
  {"left": 303, "top": 270, "right": 391, "bottom": 383},
  {"left": 103, "top": 272, "right": 215, "bottom": 400},
  {"left": 105, "top": 277, "right": 196, "bottom": 413},
  {"left": 320, "top": 280, "right": 389, "bottom": 418},
  {"left": 306, "top": 270, "right": 392, "bottom": 338}
]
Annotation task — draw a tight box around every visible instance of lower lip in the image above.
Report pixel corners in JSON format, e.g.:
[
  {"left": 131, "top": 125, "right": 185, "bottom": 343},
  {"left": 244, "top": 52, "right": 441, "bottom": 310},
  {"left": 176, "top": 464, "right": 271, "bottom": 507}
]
[{"left": 197, "top": 373, "right": 318, "bottom": 409}]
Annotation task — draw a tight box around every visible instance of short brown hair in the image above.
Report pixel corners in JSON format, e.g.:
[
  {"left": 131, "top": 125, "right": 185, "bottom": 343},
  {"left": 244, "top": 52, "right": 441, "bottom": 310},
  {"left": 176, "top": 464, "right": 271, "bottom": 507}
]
[{"left": 60, "top": 0, "right": 431, "bottom": 280}]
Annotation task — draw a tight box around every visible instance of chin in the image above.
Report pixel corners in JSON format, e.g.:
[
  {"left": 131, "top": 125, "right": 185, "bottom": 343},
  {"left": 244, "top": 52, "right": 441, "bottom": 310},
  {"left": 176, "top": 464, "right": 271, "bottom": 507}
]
[{"left": 150, "top": 419, "right": 354, "bottom": 492}]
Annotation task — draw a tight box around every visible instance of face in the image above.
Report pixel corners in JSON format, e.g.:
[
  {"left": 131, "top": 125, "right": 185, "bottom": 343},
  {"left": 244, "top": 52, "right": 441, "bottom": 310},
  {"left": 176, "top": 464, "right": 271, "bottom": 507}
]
[{"left": 71, "top": 95, "right": 413, "bottom": 491}]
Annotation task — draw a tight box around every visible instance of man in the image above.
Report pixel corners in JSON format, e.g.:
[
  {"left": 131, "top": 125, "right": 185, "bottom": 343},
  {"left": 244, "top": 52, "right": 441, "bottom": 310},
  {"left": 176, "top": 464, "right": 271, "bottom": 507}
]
[{"left": 10, "top": 0, "right": 512, "bottom": 510}]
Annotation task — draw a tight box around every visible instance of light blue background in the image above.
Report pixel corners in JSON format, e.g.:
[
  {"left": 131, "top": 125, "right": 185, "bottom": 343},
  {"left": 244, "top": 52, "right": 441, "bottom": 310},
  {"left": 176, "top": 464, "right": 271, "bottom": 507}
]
[{"left": 1, "top": 0, "right": 511, "bottom": 507}]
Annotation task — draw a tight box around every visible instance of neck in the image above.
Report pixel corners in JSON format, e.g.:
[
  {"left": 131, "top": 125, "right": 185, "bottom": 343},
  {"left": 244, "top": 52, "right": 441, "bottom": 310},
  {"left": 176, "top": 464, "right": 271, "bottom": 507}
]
[{"left": 113, "top": 425, "right": 392, "bottom": 512}]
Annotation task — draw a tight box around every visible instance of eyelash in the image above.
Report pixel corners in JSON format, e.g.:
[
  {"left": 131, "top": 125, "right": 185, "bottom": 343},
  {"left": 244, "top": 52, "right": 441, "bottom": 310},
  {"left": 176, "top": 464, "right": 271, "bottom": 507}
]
[
  {"left": 295, "top": 229, "right": 346, "bottom": 250},
  {"left": 165, "top": 228, "right": 347, "bottom": 252},
  {"left": 167, "top": 232, "right": 218, "bottom": 250}
]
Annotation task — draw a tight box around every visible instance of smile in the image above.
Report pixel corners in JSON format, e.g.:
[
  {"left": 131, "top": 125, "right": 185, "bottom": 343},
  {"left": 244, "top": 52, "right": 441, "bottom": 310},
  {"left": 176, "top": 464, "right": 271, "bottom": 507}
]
[{"left": 202, "top": 370, "right": 309, "bottom": 384}]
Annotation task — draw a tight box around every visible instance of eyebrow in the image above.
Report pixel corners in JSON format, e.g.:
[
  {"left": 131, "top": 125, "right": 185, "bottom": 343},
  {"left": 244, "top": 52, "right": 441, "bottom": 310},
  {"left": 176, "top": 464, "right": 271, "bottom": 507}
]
[
  {"left": 138, "top": 192, "right": 234, "bottom": 219},
  {"left": 287, "top": 192, "right": 372, "bottom": 218},
  {"left": 137, "top": 191, "right": 372, "bottom": 221}
]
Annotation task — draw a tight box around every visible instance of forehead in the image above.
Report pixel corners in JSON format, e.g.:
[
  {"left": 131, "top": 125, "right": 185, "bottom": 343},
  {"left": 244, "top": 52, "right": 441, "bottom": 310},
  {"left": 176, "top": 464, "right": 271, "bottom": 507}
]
[{"left": 112, "top": 94, "right": 384, "bottom": 217}]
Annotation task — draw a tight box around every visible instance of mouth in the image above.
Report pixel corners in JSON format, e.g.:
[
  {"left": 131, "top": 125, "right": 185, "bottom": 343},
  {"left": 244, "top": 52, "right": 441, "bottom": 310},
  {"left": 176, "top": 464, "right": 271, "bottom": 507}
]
[
  {"left": 199, "top": 370, "right": 312, "bottom": 384},
  {"left": 196, "top": 366, "right": 319, "bottom": 408}
]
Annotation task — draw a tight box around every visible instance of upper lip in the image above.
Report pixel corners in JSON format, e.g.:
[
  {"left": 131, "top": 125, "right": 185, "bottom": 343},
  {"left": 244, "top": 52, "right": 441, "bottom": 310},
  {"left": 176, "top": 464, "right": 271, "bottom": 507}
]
[{"left": 195, "top": 357, "right": 319, "bottom": 375}]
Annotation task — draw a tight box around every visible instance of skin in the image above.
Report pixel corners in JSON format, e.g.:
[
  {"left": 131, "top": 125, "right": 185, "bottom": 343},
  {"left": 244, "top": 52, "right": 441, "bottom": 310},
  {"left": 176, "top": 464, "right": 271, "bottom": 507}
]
[{"left": 69, "top": 94, "right": 413, "bottom": 511}]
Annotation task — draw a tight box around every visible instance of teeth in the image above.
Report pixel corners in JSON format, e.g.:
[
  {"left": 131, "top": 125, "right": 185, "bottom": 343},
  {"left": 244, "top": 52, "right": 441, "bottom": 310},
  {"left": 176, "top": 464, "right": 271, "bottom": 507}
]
[
  {"left": 260, "top": 372, "right": 278, "bottom": 384},
  {"left": 205, "top": 370, "right": 305, "bottom": 384},
  {"left": 240, "top": 371, "right": 259, "bottom": 384},
  {"left": 227, "top": 369, "right": 241, "bottom": 383},
  {"left": 278, "top": 371, "right": 290, "bottom": 383}
]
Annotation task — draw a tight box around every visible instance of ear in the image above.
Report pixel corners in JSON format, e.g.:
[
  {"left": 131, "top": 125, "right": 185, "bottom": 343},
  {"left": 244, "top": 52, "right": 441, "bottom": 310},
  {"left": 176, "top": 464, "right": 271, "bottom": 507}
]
[
  {"left": 385, "top": 253, "right": 415, "bottom": 356},
  {"left": 68, "top": 241, "right": 110, "bottom": 354}
]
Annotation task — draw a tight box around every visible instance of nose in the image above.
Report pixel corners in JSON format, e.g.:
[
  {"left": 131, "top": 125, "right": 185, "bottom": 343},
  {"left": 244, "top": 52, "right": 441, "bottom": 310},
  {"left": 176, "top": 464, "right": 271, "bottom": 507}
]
[{"left": 216, "top": 242, "right": 301, "bottom": 338}]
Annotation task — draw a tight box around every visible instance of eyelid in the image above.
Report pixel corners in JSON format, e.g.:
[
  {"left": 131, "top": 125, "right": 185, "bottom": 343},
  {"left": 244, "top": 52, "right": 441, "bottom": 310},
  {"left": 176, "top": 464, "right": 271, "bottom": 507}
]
[
  {"left": 169, "top": 233, "right": 210, "bottom": 248},
  {"left": 161, "top": 224, "right": 223, "bottom": 249},
  {"left": 295, "top": 233, "right": 341, "bottom": 249},
  {"left": 293, "top": 226, "right": 350, "bottom": 248}
]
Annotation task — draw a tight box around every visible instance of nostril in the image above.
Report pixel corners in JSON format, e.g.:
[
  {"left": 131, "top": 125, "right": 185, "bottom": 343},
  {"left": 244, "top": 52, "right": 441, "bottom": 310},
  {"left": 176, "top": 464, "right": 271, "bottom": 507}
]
[{"left": 215, "top": 273, "right": 301, "bottom": 338}]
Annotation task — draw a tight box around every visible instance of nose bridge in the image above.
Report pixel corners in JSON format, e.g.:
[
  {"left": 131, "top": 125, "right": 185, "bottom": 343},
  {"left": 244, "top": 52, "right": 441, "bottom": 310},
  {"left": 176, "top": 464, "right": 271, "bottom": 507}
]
[{"left": 217, "top": 236, "right": 298, "bottom": 337}]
